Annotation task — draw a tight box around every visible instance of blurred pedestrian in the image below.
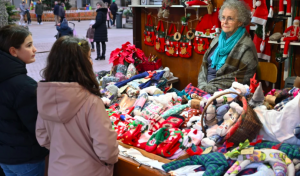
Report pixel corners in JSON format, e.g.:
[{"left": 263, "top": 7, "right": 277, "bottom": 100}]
[
  {"left": 86, "top": 20, "right": 96, "bottom": 52},
  {"left": 35, "top": 0, "right": 44, "bottom": 25},
  {"left": 19, "top": 1, "right": 26, "bottom": 26},
  {"left": 25, "top": 8, "right": 31, "bottom": 25},
  {"left": 106, "top": 3, "right": 111, "bottom": 29},
  {"left": 53, "top": 1, "right": 60, "bottom": 26},
  {"left": 109, "top": 0, "right": 118, "bottom": 26},
  {"left": 58, "top": 3, "right": 66, "bottom": 23},
  {"left": 92, "top": 1, "right": 108, "bottom": 60}
]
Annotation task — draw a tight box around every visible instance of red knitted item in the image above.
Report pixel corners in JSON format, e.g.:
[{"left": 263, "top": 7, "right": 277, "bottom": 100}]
[
  {"left": 156, "top": 131, "right": 183, "bottom": 157},
  {"left": 159, "top": 115, "right": 185, "bottom": 129},
  {"left": 120, "top": 124, "right": 143, "bottom": 146},
  {"left": 186, "top": 145, "right": 203, "bottom": 156},
  {"left": 145, "top": 127, "right": 169, "bottom": 153}
]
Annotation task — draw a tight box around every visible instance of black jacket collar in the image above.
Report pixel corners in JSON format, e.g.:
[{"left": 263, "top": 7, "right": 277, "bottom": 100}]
[
  {"left": 0, "top": 50, "right": 27, "bottom": 83},
  {"left": 96, "top": 8, "right": 108, "bottom": 13}
]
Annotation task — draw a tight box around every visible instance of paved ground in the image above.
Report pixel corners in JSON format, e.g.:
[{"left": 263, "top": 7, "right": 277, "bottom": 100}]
[{"left": 26, "top": 19, "right": 133, "bottom": 81}]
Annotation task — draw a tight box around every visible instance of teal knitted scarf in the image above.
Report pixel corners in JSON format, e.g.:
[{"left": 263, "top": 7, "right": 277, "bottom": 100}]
[{"left": 211, "top": 27, "right": 246, "bottom": 70}]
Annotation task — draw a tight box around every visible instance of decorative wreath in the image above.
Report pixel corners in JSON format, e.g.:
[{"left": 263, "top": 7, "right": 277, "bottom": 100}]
[
  {"left": 186, "top": 30, "right": 195, "bottom": 40},
  {"left": 174, "top": 32, "right": 181, "bottom": 41}
]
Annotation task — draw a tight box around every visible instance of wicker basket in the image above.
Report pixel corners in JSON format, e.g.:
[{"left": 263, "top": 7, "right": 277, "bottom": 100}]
[{"left": 200, "top": 92, "right": 262, "bottom": 145}]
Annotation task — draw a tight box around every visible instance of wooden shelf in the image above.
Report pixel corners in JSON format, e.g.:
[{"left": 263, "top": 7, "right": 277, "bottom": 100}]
[
  {"left": 268, "top": 41, "right": 300, "bottom": 46},
  {"left": 129, "top": 5, "right": 207, "bottom": 8}
]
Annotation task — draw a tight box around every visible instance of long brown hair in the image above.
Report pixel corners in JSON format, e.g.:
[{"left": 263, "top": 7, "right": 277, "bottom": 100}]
[{"left": 42, "top": 36, "right": 101, "bottom": 96}]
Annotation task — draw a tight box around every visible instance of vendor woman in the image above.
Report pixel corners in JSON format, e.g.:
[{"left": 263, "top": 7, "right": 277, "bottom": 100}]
[{"left": 197, "top": 0, "right": 258, "bottom": 94}]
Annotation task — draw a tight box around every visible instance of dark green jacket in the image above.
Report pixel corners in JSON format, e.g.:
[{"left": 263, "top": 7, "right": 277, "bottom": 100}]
[
  {"left": 197, "top": 31, "right": 258, "bottom": 94},
  {"left": 35, "top": 3, "right": 43, "bottom": 15}
]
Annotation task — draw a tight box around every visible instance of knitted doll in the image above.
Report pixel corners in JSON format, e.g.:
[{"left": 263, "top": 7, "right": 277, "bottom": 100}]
[
  {"left": 282, "top": 17, "right": 300, "bottom": 58},
  {"left": 216, "top": 102, "right": 243, "bottom": 137},
  {"left": 157, "top": 0, "right": 174, "bottom": 18},
  {"left": 249, "top": 82, "right": 265, "bottom": 108},
  {"left": 225, "top": 149, "right": 295, "bottom": 176},
  {"left": 204, "top": 104, "right": 218, "bottom": 127}
]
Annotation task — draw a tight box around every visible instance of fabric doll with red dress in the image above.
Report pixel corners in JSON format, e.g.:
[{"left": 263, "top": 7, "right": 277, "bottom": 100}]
[{"left": 282, "top": 17, "right": 300, "bottom": 58}]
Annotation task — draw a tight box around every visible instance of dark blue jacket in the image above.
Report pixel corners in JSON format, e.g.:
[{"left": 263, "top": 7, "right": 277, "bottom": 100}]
[
  {"left": 0, "top": 50, "right": 49, "bottom": 164},
  {"left": 53, "top": 4, "right": 59, "bottom": 15},
  {"left": 56, "top": 20, "right": 73, "bottom": 37}
]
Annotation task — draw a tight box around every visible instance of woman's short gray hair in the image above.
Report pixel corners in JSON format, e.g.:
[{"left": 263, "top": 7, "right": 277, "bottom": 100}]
[
  {"left": 96, "top": 1, "right": 105, "bottom": 7},
  {"left": 219, "top": 0, "right": 252, "bottom": 27}
]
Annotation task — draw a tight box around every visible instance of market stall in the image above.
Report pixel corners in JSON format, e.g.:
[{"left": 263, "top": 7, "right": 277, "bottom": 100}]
[{"left": 95, "top": 0, "right": 300, "bottom": 175}]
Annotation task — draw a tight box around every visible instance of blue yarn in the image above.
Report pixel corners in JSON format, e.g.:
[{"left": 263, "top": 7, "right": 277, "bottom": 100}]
[{"left": 211, "top": 27, "right": 246, "bottom": 70}]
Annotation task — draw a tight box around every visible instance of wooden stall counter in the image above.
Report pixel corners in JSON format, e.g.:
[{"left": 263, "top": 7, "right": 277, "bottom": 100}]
[{"left": 113, "top": 155, "right": 169, "bottom": 176}]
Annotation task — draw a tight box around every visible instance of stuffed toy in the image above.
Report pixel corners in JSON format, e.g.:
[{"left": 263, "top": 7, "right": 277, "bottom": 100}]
[
  {"left": 205, "top": 104, "right": 218, "bottom": 127},
  {"left": 188, "top": 128, "right": 204, "bottom": 145},
  {"left": 201, "top": 124, "right": 221, "bottom": 147},
  {"left": 188, "top": 99, "right": 201, "bottom": 110},
  {"left": 186, "top": 115, "right": 202, "bottom": 128},
  {"left": 216, "top": 102, "right": 243, "bottom": 137},
  {"left": 250, "top": 73, "right": 259, "bottom": 94},
  {"left": 157, "top": 0, "right": 175, "bottom": 18},
  {"left": 282, "top": 17, "right": 300, "bottom": 58},
  {"left": 216, "top": 104, "right": 230, "bottom": 121},
  {"left": 249, "top": 82, "right": 265, "bottom": 108}
]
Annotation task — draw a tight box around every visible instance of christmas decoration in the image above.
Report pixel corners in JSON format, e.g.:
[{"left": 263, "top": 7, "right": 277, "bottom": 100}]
[
  {"left": 282, "top": 17, "right": 300, "bottom": 58},
  {"left": 279, "top": 0, "right": 291, "bottom": 16}
]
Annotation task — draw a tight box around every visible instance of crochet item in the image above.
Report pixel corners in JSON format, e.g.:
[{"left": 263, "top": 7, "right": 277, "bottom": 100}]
[
  {"left": 253, "top": 142, "right": 300, "bottom": 160},
  {"left": 249, "top": 82, "right": 265, "bottom": 108},
  {"left": 225, "top": 149, "right": 295, "bottom": 176},
  {"left": 180, "top": 107, "right": 201, "bottom": 128},
  {"left": 133, "top": 91, "right": 148, "bottom": 116},
  {"left": 216, "top": 104, "right": 230, "bottom": 120},
  {"left": 126, "top": 63, "right": 137, "bottom": 79},
  {"left": 216, "top": 102, "right": 243, "bottom": 137},
  {"left": 145, "top": 127, "right": 170, "bottom": 153},
  {"left": 159, "top": 115, "right": 185, "bottom": 129},
  {"left": 186, "top": 144, "right": 203, "bottom": 156},
  {"left": 141, "top": 101, "right": 165, "bottom": 119},
  {"left": 162, "top": 152, "right": 228, "bottom": 176},
  {"left": 120, "top": 124, "right": 143, "bottom": 146},
  {"left": 148, "top": 114, "right": 165, "bottom": 133},
  {"left": 156, "top": 130, "right": 184, "bottom": 157},
  {"left": 161, "top": 104, "right": 189, "bottom": 119},
  {"left": 135, "top": 130, "right": 152, "bottom": 149}
]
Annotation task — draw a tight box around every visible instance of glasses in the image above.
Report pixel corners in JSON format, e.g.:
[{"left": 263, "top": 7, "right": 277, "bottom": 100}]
[{"left": 221, "top": 17, "right": 235, "bottom": 23}]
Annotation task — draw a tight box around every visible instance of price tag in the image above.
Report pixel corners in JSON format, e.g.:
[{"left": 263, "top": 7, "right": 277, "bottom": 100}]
[
  {"left": 202, "top": 147, "right": 212, "bottom": 154},
  {"left": 241, "top": 147, "right": 254, "bottom": 155}
]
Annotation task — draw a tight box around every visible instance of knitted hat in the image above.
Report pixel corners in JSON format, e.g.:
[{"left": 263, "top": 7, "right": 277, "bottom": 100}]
[
  {"left": 195, "top": 9, "right": 221, "bottom": 39},
  {"left": 252, "top": 82, "right": 264, "bottom": 101},
  {"left": 185, "top": 0, "right": 207, "bottom": 7},
  {"left": 294, "top": 17, "right": 300, "bottom": 23},
  {"left": 106, "top": 84, "right": 119, "bottom": 99},
  {"left": 251, "top": 0, "right": 268, "bottom": 53}
]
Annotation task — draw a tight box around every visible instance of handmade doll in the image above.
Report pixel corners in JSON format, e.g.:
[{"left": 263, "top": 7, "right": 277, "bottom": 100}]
[{"left": 282, "top": 17, "right": 300, "bottom": 58}]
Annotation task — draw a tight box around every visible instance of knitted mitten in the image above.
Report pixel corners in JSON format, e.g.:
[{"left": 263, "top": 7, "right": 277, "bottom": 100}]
[
  {"left": 160, "top": 115, "right": 185, "bottom": 129},
  {"left": 156, "top": 130, "right": 184, "bottom": 157}
]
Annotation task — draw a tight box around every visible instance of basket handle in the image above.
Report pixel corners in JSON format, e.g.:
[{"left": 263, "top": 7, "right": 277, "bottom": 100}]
[{"left": 200, "top": 91, "right": 245, "bottom": 136}]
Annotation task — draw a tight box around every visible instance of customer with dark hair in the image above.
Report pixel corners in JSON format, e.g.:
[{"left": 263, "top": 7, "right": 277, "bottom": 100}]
[
  {"left": 0, "top": 25, "right": 49, "bottom": 176},
  {"left": 36, "top": 36, "right": 118, "bottom": 176},
  {"left": 110, "top": 0, "right": 118, "bottom": 26},
  {"left": 35, "top": 0, "right": 44, "bottom": 25},
  {"left": 93, "top": 1, "right": 108, "bottom": 60}
]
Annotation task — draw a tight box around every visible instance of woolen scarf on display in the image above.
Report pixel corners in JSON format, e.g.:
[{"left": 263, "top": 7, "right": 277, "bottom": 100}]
[{"left": 211, "top": 27, "right": 246, "bottom": 70}]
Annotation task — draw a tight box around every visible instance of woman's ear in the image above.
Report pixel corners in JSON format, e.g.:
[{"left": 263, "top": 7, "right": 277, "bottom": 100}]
[{"left": 9, "top": 47, "right": 18, "bottom": 57}]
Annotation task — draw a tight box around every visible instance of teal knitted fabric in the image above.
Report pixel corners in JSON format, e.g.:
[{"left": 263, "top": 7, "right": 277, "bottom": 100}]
[{"left": 211, "top": 27, "right": 246, "bottom": 70}]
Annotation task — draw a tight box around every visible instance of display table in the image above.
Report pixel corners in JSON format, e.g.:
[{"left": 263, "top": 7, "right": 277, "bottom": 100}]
[{"left": 113, "top": 155, "right": 168, "bottom": 176}]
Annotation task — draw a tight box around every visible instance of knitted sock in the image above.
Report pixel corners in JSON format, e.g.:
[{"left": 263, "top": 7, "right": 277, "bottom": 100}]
[
  {"left": 121, "top": 124, "right": 143, "bottom": 146},
  {"left": 145, "top": 127, "right": 169, "bottom": 153},
  {"left": 186, "top": 144, "right": 203, "bottom": 156},
  {"left": 161, "top": 104, "right": 189, "bottom": 119},
  {"left": 159, "top": 115, "right": 185, "bottom": 129},
  {"left": 180, "top": 107, "right": 201, "bottom": 128},
  {"left": 135, "top": 130, "right": 152, "bottom": 149},
  {"left": 156, "top": 130, "right": 183, "bottom": 157}
]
